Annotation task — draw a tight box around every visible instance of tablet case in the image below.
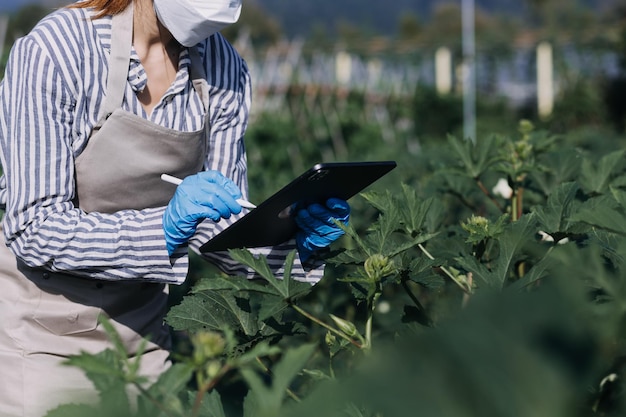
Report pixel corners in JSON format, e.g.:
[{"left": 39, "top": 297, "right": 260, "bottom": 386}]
[{"left": 200, "top": 161, "right": 397, "bottom": 252}]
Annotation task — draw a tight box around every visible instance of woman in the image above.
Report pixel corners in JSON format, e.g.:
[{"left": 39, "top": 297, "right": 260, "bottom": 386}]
[{"left": 0, "top": 0, "right": 349, "bottom": 415}]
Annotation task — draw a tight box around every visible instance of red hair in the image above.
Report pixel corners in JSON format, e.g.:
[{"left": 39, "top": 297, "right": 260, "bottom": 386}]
[{"left": 68, "top": 0, "right": 132, "bottom": 18}]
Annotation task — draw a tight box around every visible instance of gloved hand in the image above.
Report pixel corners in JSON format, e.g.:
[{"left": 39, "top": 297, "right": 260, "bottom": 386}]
[
  {"left": 295, "top": 197, "right": 350, "bottom": 262},
  {"left": 163, "top": 171, "right": 243, "bottom": 255}
]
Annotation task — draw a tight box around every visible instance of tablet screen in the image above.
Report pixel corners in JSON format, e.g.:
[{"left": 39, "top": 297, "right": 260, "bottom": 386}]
[{"left": 200, "top": 161, "right": 397, "bottom": 252}]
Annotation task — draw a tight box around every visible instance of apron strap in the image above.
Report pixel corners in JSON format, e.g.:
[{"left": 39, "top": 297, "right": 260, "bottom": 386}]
[
  {"left": 94, "top": 3, "right": 134, "bottom": 129},
  {"left": 189, "top": 47, "right": 209, "bottom": 109},
  {"left": 94, "top": 3, "right": 209, "bottom": 130}
]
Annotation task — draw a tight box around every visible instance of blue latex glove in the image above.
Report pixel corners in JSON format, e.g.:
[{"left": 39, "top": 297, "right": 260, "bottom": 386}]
[
  {"left": 163, "top": 171, "right": 243, "bottom": 255},
  {"left": 295, "top": 197, "right": 350, "bottom": 262}
]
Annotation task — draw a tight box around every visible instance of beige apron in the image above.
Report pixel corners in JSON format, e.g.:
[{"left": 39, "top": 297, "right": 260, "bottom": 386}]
[{"left": 0, "top": 5, "right": 210, "bottom": 416}]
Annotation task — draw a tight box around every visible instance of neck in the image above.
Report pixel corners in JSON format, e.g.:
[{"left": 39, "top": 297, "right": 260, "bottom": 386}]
[
  {"left": 133, "top": 0, "right": 173, "bottom": 48},
  {"left": 131, "top": 0, "right": 180, "bottom": 115}
]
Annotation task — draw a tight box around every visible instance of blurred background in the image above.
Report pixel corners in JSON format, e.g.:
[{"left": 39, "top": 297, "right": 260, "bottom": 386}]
[
  {"left": 3, "top": 0, "right": 626, "bottom": 264},
  {"left": 2, "top": 1, "right": 625, "bottom": 180},
  {"left": 3, "top": 1, "right": 626, "bottom": 252},
  {"left": 6, "top": 4, "right": 626, "bottom": 415}
]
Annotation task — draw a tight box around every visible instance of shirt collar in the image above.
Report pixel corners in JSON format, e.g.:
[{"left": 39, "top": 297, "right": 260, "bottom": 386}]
[
  {"left": 128, "top": 47, "right": 191, "bottom": 95},
  {"left": 95, "top": 14, "right": 192, "bottom": 96}
]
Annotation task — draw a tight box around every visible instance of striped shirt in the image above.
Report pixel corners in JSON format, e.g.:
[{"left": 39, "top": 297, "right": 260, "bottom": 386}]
[{"left": 0, "top": 5, "right": 323, "bottom": 284}]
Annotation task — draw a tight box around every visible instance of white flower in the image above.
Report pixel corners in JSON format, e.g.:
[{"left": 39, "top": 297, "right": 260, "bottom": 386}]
[
  {"left": 538, "top": 231, "right": 569, "bottom": 245},
  {"left": 377, "top": 301, "right": 391, "bottom": 314},
  {"left": 492, "top": 178, "right": 513, "bottom": 199}
]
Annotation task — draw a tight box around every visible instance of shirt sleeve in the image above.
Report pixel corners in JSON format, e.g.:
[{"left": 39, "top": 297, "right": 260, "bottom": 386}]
[
  {"left": 188, "top": 35, "right": 325, "bottom": 284},
  {"left": 0, "top": 33, "right": 186, "bottom": 283}
]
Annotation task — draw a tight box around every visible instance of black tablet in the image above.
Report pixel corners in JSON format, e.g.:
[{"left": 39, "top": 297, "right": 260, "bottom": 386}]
[{"left": 200, "top": 161, "right": 397, "bottom": 252}]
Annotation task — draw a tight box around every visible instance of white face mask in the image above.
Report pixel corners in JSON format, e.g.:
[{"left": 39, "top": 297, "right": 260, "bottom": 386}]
[{"left": 154, "top": 0, "right": 242, "bottom": 47}]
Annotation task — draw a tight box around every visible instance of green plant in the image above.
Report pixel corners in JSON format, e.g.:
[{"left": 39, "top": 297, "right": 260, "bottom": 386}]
[{"left": 47, "top": 120, "right": 626, "bottom": 417}]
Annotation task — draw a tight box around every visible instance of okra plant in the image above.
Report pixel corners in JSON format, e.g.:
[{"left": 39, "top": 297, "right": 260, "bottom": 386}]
[{"left": 47, "top": 121, "right": 626, "bottom": 417}]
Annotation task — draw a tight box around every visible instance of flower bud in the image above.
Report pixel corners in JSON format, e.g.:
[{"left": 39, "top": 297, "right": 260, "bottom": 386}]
[
  {"left": 205, "top": 360, "right": 222, "bottom": 380},
  {"left": 325, "top": 331, "right": 337, "bottom": 348},
  {"left": 364, "top": 254, "right": 395, "bottom": 281},
  {"left": 192, "top": 331, "right": 226, "bottom": 363},
  {"left": 329, "top": 314, "right": 360, "bottom": 339}
]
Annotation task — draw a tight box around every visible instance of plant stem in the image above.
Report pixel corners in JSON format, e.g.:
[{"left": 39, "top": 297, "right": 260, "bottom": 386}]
[
  {"left": 462, "top": 272, "right": 473, "bottom": 308},
  {"left": 516, "top": 187, "right": 524, "bottom": 220},
  {"left": 476, "top": 179, "right": 503, "bottom": 211},
  {"left": 364, "top": 292, "right": 380, "bottom": 351},
  {"left": 511, "top": 193, "right": 519, "bottom": 221},
  {"left": 133, "top": 383, "right": 179, "bottom": 417},
  {"left": 255, "top": 357, "right": 302, "bottom": 403},
  {"left": 291, "top": 304, "right": 363, "bottom": 349},
  {"left": 401, "top": 278, "right": 434, "bottom": 327},
  {"left": 511, "top": 188, "right": 524, "bottom": 221},
  {"left": 191, "top": 364, "right": 232, "bottom": 417},
  {"left": 512, "top": 185, "right": 526, "bottom": 277},
  {"left": 418, "top": 244, "right": 472, "bottom": 294}
]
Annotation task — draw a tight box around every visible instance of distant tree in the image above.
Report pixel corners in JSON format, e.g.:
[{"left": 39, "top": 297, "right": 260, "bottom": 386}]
[
  {"left": 6, "top": 4, "right": 50, "bottom": 44},
  {"left": 397, "top": 12, "right": 422, "bottom": 42},
  {"left": 419, "top": 3, "right": 463, "bottom": 53},
  {"left": 336, "top": 20, "right": 367, "bottom": 50},
  {"left": 2, "top": 4, "right": 51, "bottom": 74},
  {"left": 475, "top": 11, "right": 519, "bottom": 94},
  {"left": 306, "top": 23, "right": 335, "bottom": 53},
  {"left": 222, "top": 3, "right": 283, "bottom": 46},
  {"left": 601, "top": 1, "right": 626, "bottom": 132}
]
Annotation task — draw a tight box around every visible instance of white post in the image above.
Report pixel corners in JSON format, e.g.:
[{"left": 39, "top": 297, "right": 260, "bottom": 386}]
[
  {"left": 435, "top": 46, "right": 452, "bottom": 95},
  {"left": 462, "top": 0, "right": 476, "bottom": 143},
  {"left": 336, "top": 51, "right": 352, "bottom": 86},
  {"left": 366, "top": 58, "right": 382, "bottom": 90},
  {"left": 537, "top": 41, "right": 554, "bottom": 119}
]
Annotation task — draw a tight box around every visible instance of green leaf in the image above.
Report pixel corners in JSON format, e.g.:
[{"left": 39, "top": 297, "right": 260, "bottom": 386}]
[
  {"left": 228, "top": 249, "right": 312, "bottom": 301},
  {"left": 610, "top": 186, "right": 626, "bottom": 208},
  {"left": 454, "top": 254, "right": 498, "bottom": 289},
  {"left": 360, "top": 189, "right": 396, "bottom": 214},
  {"left": 328, "top": 248, "right": 369, "bottom": 266},
  {"left": 231, "top": 340, "right": 281, "bottom": 368},
  {"left": 98, "top": 316, "right": 128, "bottom": 359},
  {"left": 406, "top": 256, "right": 444, "bottom": 289},
  {"left": 490, "top": 214, "right": 538, "bottom": 288},
  {"left": 532, "top": 182, "right": 579, "bottom": 234},
  {"left": 44, "top": 404, "right": 101, "bottom": 417},
  {"left": 510, "top": 255, "right": 555, "bottom": 290},
  {"left": 229, "top": 249, "right": 286, "bottom": 294},
  {"left": 456, "top": 214, "right": 538, "bottom": 289},
  {"left": 339, "top": 273, "right": 377, "bottom": 302},
  {"left": 397, "top": 188, "right": 437, "bottom": 235},
  {"left": 166, "top": 290, "right": 259, "bottom": 336},
  {"left": 98, "top": 385, "right": 132, "bottom": 415},
  {"left": 258, "top": 293, "right": 290, "bottom": 321},
  {"left": 302, "top": 368, "right": 333, "bottom": 381},
  {"left": 63, "top": 350, "right": 124, "bottom": 380},
  {"left": 529, "top": 149, "right": 581, "bottom": 196},
  {"left": 448, "top": 134, "right": 503, "bottom": 179},
  {"left": 579, "top": 149, "right": 625, "bottom": 194},
  {"left": 461, "top": 214, "right": 508, "bottom": 244},
  {"left": 570, "top": 195, "right": 626, "bottom": 235},
  {"left": 343, "top": 403, "right": 376, "bottom": 417},
  {"left": 193, "top": 276, "right": 282, "bottom": 297},
  {"left": 242, "top": 391, "right": 260, "bottom": 417},
  {"left": 341, "top": 220, "right": 374, "bottom": 257},
  {"left": 63, "top": 349, "right": 139, "bottom": 407},
  {"left": 143, "top": 363, "right": 194, "bottom": 408},
  {"left": 271, "top": 343, "right": 317, "bottom": 396},
  {"left": 195, "top": 389, "right": 227, "bottom": 417},
  {"left": 241, "top": 343, "right": 317, "bottom": 416}
]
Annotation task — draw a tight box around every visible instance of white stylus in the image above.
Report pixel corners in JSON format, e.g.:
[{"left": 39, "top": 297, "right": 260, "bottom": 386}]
[{"left": 160, "top": 173, "right": 257, "bottom": 209}]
